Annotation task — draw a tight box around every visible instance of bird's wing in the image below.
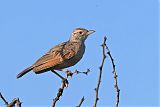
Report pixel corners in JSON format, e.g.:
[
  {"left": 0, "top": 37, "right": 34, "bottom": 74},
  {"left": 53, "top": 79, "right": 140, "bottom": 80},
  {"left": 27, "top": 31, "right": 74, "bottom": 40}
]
[{"left": 32, "top": 42, "right": 78, "bottom": 72}]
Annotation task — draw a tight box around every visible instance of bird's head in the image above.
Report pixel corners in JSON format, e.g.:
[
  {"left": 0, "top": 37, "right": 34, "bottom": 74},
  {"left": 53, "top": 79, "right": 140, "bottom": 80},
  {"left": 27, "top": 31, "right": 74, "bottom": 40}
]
[{"left": 69, "top": 28, "right": 95, "bottom": 42}]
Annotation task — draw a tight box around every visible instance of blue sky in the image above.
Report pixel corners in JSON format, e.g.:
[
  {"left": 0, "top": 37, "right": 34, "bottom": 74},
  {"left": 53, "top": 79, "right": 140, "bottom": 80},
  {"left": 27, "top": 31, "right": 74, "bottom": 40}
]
[{"left": 0, "top": 0, "right": 158, "bottom": 107}]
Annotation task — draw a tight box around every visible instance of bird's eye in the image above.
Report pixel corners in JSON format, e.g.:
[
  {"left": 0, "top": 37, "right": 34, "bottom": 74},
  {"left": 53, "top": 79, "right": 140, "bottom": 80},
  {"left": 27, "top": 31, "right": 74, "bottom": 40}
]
[{"left": 79, "top": 31, "right": 82, "bottom": 34}]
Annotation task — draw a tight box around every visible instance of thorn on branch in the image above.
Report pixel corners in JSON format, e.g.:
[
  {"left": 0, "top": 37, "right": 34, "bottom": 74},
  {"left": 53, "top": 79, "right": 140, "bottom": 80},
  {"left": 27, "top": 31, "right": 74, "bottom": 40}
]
[
  {"left": 114, "top": 74, "right": 118, "bottom": 78},
  {"left": 96, "top": 97, "right": 99, "bottom": 101},
  {"left": 99, "top": 66, "right": 102, "bottom": 71},
  {"left": 118, "top": 89, "right": 120, "bottom": 92}
]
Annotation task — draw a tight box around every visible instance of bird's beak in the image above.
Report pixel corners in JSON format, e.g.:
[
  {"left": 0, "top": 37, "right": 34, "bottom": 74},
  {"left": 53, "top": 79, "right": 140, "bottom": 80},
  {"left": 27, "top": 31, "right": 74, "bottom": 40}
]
[{"left": 86, "top": 30, "right": 95, "bottom": 35}]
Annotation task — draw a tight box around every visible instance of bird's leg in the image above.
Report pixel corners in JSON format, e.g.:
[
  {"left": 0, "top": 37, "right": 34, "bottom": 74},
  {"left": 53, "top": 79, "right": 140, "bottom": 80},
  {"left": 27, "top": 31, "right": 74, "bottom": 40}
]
[
  {"left": 51, "top": 69, "right": 68, "bottom": 87},
  {"left": 57, "top": 69, "right": 73, "bottom": 78},
  {"left": 51, "top": 70, "right": 65, "bottom": 80}
]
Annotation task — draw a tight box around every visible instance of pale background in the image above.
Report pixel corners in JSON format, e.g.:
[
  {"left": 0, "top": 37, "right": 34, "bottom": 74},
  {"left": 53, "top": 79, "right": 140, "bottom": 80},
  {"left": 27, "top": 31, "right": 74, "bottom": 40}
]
[{"left": 0, "top": 0, "right": 158, "bottom": 107}]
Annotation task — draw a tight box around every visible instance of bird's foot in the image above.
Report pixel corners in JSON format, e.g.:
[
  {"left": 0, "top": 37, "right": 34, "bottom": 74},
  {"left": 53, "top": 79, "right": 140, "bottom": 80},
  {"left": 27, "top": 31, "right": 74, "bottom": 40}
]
[
  {"left": 65, "top": 70, "right": 73, "bottom": 78},
  {"left": 58, "top": 69, "right": 73, "bottom": 79}
]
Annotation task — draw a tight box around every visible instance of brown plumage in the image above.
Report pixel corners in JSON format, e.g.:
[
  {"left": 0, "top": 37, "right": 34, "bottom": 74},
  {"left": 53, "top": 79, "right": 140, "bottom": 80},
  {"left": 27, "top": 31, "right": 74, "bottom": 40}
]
[{"left": 17, "top": 28, "right": 95, "bottom": 78}]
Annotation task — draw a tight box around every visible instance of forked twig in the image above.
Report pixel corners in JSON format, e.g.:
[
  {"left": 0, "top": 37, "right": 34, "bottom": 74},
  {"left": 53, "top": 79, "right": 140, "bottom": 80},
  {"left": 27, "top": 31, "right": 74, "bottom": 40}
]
[
  {"left": 51, "top": 68, "right": 90, "bottom": 107},
  {"left": 0, "top": 92, "right": 21, "bottom": 107},
  {"left": 105, "top": 36, "right": 120, "bottom": 107},
  {"left": 7, "top": 98, "right": 17, "bottom": 107},
  {"left": 93, "top": 37, "right": 107, "bottom": 107}
]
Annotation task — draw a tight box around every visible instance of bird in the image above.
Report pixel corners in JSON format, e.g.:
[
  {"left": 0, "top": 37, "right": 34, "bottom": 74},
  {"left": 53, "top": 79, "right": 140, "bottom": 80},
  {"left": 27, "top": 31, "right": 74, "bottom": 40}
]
[{"left": 17, "top": 28, "right": 95, "bottom": 79}]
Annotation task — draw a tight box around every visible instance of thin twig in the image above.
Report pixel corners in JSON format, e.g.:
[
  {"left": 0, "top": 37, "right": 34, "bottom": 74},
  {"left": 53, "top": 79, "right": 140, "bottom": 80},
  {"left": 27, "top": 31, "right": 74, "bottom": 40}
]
[
  {"left": 76, "top": 96, "right": 85, "bottom": 107},
  {"left": 105, "top": 36, "right": 120, "bottom": 107},
  {"left": 59, "top": 69, "right": 91, "bottom": 78},
  {"left": 93, "top": 37, "right": 107, "bottom": 107},
  {"left": 74, "top": 69, "right": 91, "bottom": 75},
  {"left": 0, "top": 92, "right": 22, "bottom": 107},
  {"left": 0, "top": 92, "right": 8, "bottom": 105},
  {"left": 52, "top": 79, "right": 67, "bottom": 107}
]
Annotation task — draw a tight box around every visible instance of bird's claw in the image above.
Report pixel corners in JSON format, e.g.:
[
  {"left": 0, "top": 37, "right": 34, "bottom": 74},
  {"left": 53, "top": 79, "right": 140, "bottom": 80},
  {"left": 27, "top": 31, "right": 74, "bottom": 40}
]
[{"left": 66, "top": 70, "right": 73, "bottom": 79}]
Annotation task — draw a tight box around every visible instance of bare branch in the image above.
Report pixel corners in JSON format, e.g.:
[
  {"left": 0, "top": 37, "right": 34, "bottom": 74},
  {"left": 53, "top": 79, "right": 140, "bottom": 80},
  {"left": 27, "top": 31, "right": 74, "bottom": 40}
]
[
  {"left": 16, "top": 98, "right": 22, "bottom": 107},
  {"left": 52, "top": 79, "right": 68, "bottom": 107},
  {"left": 76, "top": 96, "right": 85, "bottom": 107},
  {"left": 73, "top": 69, "right": 91, "bottom": 75},
  {"left": 93, "top": 37, "right": 107, "bottom": 107},
  {"left": 0, "top": 92, "right": 22, "bottom": 107},
  {"left": 7, "top": 98, "right": 17, "bottom": 107},
  {"left": 51, "top": 69, "right": 90, "bottom": 107},
  {"left": 0, "top": 92, "right": 8, "bottom": 105},
  {"left": 105, "top": 36, "right": 120, "bottom": 107},
  {"left": 58, "top": 69, "right": 91, "bottom": 78}
]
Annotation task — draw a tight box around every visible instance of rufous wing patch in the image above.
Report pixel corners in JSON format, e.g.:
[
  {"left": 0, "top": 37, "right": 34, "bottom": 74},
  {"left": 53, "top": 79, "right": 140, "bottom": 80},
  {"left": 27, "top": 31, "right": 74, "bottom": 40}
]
[
  {"left": 33, "top": 52, "right": 63, "bottom": 72},
  {"left": 33, "top": 58, "right": 62, "bottom": 72}
]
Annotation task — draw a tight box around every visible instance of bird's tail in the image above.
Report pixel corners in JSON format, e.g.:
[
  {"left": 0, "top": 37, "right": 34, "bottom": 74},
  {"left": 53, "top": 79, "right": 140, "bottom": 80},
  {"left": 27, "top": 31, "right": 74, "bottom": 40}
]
[{"left": 17, "top": 66, "right": 33, "bottom": 79}]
